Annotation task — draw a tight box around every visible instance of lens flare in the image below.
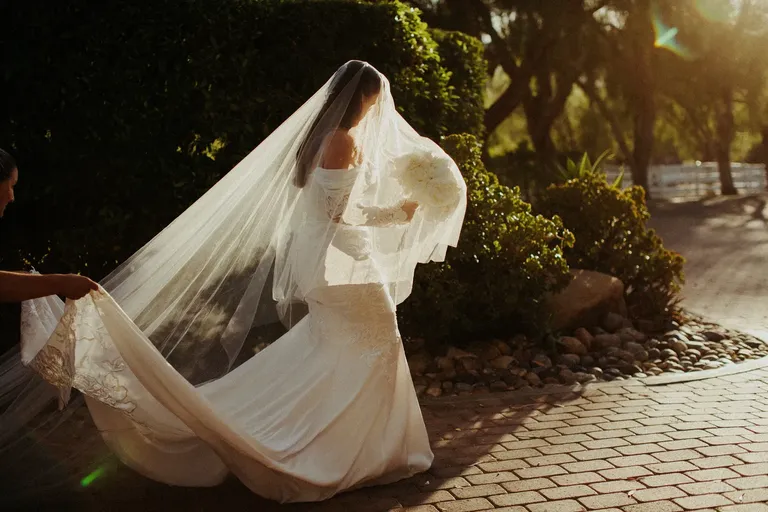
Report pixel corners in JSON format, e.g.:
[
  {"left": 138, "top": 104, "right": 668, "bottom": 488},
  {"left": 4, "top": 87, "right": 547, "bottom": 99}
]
[
  {"left": 652, "top": 5, "right": 692, "bottom": 59},
  {"left": 80, "top": 466, "right": 106, "bottom": 487},
  {"left": 655, "top": 25, "right": 679, "bottom": 47}
]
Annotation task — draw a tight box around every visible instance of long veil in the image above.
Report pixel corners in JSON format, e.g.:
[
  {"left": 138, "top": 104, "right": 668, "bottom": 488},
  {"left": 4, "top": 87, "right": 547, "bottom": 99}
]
[{"left": 0, "top": 61, "right": 466, "bottom": 504}]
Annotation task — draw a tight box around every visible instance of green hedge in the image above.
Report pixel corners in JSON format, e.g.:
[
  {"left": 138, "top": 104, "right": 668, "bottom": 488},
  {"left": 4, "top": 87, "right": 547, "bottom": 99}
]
[
  {"left": 0, "top": 0, "right": 485, "bottom": 279},
  {"left": 399, "top": 134, "right": 574, "bottom": 345},
  {"left": 538, "top": 173, "right": 685, "bottom": 321},
  {"left": 430, "top": 29, "right": 487, "bottom": 140}
]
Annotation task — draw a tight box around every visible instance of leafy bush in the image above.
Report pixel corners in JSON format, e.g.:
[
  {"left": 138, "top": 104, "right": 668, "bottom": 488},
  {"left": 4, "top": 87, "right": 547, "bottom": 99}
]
[
  {"left": 538, "top": 170, "right": 685, "bottom": 321},
  {"left": 0, "top": 0, "right": 485, "bottom": 278},
  {"left": 430, "top": 29, "right": 487, "bottom": 140},
  {"left": 399, "top": 134, "right": 574, "bottom": 345},
  {"left": 556, "top": 151, "right": 618, "bottom": 185}
]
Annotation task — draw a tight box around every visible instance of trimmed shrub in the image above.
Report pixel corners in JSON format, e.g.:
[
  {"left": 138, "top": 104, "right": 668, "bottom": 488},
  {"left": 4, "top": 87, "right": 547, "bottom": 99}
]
[
  {"left": 399, "top": 134, "right": 574, "bottom": 345},
  {"left": 430, "top": 29, "right": 487, "bottom": 140},
  {"left": 538, "top": 172, "right": 685, "bottom": 321}
]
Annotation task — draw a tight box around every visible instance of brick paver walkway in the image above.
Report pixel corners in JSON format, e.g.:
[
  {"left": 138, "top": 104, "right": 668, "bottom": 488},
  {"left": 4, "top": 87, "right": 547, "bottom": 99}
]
[
  {"left": 649, "top": 195, "right": 768, "bottom": 341},
  {"left": 16, "top": 196, "right": 768, "bottom": 511},
  {"left": 39, "top": 362, "right": 768, "bottom": 511},
  {"left": 294, "top": 367, "right": 768, "bottom": 512}
]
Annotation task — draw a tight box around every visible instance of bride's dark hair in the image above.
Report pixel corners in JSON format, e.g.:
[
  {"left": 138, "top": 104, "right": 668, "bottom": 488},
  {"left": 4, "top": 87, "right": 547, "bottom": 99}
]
[
  {"left": 294, "top": 61, "right": 382, "bottom": 188},
  {"left": 0, "top": 148, "right": 16, "bottom": 182}
]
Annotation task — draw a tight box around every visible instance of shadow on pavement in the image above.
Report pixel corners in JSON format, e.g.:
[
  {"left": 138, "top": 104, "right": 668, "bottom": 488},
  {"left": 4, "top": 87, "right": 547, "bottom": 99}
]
[{"left": 1, "top": 386, "right": 589, "bottom": 512}]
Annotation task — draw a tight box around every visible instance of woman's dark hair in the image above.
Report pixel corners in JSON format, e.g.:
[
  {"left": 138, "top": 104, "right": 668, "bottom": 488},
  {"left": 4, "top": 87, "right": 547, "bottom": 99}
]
[
  {"left": 0, "top": 148, "right": 16, "bottom": 182},
  {"left": 295, "top": 61, "right": 382, "bottom": 187}
]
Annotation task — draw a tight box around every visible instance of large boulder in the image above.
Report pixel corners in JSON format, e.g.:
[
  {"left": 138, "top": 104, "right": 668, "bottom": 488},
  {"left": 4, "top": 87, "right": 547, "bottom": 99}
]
[{"left": 548, "top": 269, "right": 628, "bottom": 331}]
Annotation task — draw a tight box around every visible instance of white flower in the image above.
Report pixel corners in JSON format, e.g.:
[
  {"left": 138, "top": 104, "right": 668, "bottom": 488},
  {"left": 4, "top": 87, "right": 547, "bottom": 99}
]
[{"left": 392, "top": 150, "right": 463, "bottom": 220}]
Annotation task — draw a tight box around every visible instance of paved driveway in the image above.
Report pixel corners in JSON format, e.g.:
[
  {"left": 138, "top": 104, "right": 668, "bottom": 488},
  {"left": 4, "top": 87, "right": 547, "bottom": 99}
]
[{"left": 649, "top": 195, "right": 768, "bottom": 341}]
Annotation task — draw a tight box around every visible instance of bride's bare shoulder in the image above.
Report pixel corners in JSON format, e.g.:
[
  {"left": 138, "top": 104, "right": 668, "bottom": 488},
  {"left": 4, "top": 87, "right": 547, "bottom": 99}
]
[{"left": 321, "top": 130, "right": 354, "bottom": 170}]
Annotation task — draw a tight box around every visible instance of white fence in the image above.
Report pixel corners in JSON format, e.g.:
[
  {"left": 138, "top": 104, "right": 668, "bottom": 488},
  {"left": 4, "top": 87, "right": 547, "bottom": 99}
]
[{"left": 603, "top": 162, "right": 766, "bottom": 200}]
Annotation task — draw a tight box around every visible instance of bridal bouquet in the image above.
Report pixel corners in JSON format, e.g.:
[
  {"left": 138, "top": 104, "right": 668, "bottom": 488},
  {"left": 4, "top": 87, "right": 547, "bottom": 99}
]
[{"left": 391, "top": 150, "right": 463, "bottom": 220}]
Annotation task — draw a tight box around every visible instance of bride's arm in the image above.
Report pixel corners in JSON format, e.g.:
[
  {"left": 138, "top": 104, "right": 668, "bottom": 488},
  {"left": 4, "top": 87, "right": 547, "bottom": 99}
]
[
  {"left": 359, "top": 201, "right": 419, "bottom": 226},
  {"left": 328, "top": 196, "right": 418, "bottom": 226}
]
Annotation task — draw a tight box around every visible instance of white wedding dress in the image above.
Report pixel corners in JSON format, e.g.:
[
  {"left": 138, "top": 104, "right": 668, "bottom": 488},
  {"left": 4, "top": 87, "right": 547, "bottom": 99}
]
[
  {"left": 13, "top": 61, "right": 465, "bottom": 504},
  {"left": 22, "top": 165, "right": 435, "bottom": 503}
]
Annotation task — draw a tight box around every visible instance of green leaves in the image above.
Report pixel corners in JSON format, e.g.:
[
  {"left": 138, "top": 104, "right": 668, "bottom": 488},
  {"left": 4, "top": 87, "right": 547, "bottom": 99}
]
[
  {"left": 539, "top": 170, "right": 685, "bottom": 321},
  {"left": 399, "top": 134, "right": 574, "bottom": 345},
  {"left": 556, "top": 149, "right": 614, "bottom": 182}
]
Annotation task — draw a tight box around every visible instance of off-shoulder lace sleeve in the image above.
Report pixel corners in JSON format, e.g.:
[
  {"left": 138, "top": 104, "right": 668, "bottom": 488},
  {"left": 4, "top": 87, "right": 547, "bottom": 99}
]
[{"left": 324, "top": 188, "right": 351, "bottom": 222}]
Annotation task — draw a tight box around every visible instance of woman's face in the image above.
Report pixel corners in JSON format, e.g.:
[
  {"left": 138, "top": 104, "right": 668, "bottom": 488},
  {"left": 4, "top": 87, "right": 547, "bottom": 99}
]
[{"left": 0, "top": 167, "right": 18, "bottom": 218}]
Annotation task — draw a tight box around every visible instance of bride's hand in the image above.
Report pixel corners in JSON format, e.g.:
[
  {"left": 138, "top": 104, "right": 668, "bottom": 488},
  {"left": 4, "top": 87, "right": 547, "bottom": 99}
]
[{"left": 402, "top": 201, "right": 419, "bottom": 220}]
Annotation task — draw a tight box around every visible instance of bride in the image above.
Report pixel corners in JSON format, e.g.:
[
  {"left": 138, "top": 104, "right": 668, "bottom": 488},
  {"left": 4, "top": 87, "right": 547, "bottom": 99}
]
[{"left": 15, "top": 61, "right": 466, "bottom": 503}]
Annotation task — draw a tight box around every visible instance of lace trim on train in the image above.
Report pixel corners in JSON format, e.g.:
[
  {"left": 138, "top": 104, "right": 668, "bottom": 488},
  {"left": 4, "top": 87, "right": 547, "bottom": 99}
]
[{"left": 23, "top": 298, "right": 138, "bottom": 415}]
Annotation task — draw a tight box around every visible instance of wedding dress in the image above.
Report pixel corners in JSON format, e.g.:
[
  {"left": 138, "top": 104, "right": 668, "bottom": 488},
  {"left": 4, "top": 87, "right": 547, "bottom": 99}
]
[{"left": 5, "top": 61, "right": 466, "bottom": 503}]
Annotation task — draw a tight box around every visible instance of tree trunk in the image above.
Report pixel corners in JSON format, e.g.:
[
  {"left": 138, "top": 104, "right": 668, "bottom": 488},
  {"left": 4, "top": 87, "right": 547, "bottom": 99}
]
[
  {"left": 701, "top": 140, "right": 716, "bottom": 162},
  {"left": 523, "top": 94, "right": 559, "bottom": 173},
  {"left": 715, "top": 87, "right": 738, "bottom": 195},
  {"left": 484, "top": 80, "right": 530, "bottom": 138},
  {"left": 715, "top": 147, "right": 737, "bottom": 195},
  {"left": 761, "top": 126, "right": 768, "bottom": 191},
  {"left": 632, "top": 98, "right": 654, "bottom": 194},
  {"left": 627, "top": 0, "right": 655, "bottom": 196},
  {"left": 530, "top": 122, "right": 558, "bottom": 170}
]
